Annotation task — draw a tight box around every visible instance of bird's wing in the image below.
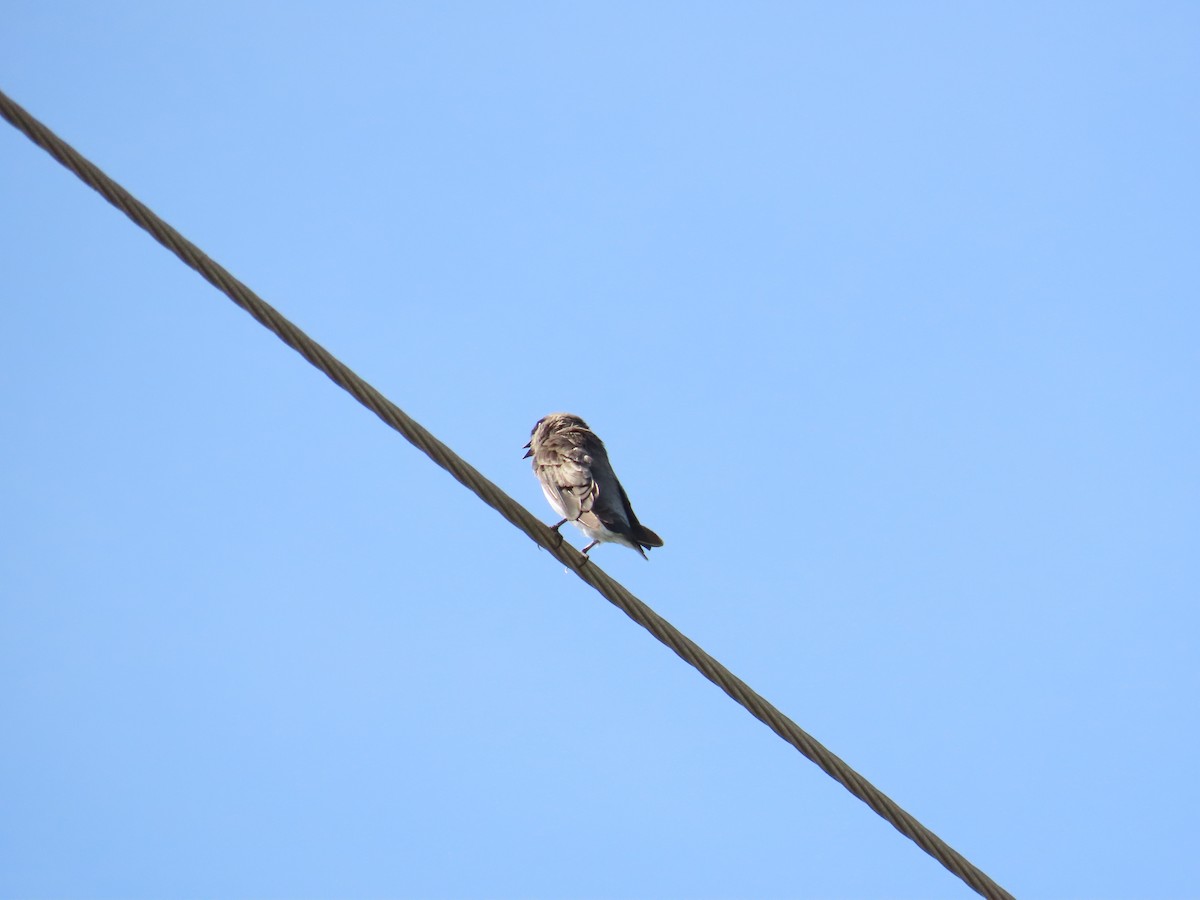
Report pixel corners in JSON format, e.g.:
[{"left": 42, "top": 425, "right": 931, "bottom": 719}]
[
  {"left": 618, "top": 473, "right": 663, "bottom": 547},
  {"left": 536, "top": 444, "right": 597, "bottom": 522},
  {"left": 579, "top": 447, "right": 639, "bottom": 538}
]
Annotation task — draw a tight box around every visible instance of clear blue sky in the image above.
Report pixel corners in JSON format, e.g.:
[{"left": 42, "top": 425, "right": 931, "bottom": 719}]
[{"left": 2, "top": 4, "right": 1197, "bottom": 898}]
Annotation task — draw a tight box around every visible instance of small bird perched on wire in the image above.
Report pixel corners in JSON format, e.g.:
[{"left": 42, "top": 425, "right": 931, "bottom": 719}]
[{"left": 524, "top": 413, "right": 664, "bottom": 559}]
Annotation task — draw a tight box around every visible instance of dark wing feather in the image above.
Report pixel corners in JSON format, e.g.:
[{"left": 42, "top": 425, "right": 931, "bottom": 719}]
[
  {"left": 612, "top": 479, "right": 663, "bottom": 548},
  {"left": 582, "top": 442, "right": 641, "bottom": 541}
]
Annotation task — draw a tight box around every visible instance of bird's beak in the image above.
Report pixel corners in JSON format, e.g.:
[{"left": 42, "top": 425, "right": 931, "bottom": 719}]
[{"left": 523, "top": 440, "right": 532, "bottom": 459}]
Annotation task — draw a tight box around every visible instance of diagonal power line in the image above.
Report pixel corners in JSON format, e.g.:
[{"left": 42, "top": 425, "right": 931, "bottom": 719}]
[{"left": 0, "top": 87, "right": 1014, "bottom": 900}]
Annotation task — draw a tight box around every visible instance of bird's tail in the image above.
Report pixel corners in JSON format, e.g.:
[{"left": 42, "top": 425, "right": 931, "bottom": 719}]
[{"left": 635, "top": 525, "right": 663, "bottom": 550}]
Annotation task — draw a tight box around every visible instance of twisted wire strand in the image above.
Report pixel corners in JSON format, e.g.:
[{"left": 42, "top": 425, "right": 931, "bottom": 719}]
[{"left": 0, "top": 87, "right": 1014, "bottom": 900}]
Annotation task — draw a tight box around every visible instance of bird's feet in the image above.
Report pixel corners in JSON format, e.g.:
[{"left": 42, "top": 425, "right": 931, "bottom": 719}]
[{"left": 543, "top": 518, "right": 568, "bottom": 549}]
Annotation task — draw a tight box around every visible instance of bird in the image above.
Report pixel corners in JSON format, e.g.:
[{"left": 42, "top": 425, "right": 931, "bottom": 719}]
[{"left": 524, "top": 413, "right": 663, "bottom": 559}]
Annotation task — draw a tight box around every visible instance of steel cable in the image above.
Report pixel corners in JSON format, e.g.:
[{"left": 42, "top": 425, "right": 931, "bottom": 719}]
[{"left": 1, "top": 87, "right": 1015, "bottom": 900}]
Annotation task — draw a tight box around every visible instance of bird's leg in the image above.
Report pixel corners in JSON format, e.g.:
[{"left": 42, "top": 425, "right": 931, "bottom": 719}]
[
  {"left": 580, "top": 540, "right": 600, "bottom": 564},
  {"left": 542, "top": 518, "right": 568, "bottom": 549}
]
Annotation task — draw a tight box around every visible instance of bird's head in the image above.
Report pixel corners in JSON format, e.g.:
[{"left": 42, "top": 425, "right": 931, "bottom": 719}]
[{"left": 524, "top": 412, "right": 590, "bottom": 457}]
